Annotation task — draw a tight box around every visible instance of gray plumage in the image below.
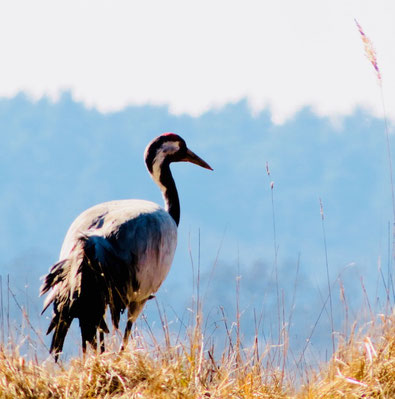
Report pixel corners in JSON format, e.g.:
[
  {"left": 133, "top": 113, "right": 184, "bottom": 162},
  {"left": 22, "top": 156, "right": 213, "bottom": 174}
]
[{"left": 40, "top": 133, "right": 212, "bottom": 360}]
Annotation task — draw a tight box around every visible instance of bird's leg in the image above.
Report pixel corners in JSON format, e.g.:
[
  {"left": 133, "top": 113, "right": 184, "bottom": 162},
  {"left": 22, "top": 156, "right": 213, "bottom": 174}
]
[
  {"left": 98, "top": 317, "right": 108, "bottom": 354},
  {"left": 90, "top": 335, "right": 98, "bottom": 352},
  {"left": 82, "top": 338, "right": 87, "bottom": 357},
  {"left": 121, "top": 318, "right": 133, "bottom": 351},
  {"left": 99, "top": 330, "right": 105, "bottom": 353},
  {"left": 120, "top": 300, "right": 148, "bottom": 351}
]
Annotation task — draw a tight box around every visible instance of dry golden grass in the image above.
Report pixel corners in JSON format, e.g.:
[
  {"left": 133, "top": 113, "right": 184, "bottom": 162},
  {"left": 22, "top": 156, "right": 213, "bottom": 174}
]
[
  {"left": 0, "top": 311, "right": 394, "bottom": 398},
  {"left": 297, "top": 313, "right": 395, "bottom": 399}
]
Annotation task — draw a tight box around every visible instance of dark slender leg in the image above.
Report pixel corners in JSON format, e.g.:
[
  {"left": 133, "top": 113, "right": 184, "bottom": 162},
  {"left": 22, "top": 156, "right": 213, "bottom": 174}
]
[
  {"left": 121, "top": 319, "right": 133, "bottom": 351},
  {"left": 91, "top": 335, "right": 97, "bottom": 351},
  {"left": 120, "top": 301, "right": 147, "bottom": 351},
  {"left": 82, "top": 338, "right": 87, "bottom": 360},
  {"left": 99, "top": 330, "right": 105, "bottom": 353}
]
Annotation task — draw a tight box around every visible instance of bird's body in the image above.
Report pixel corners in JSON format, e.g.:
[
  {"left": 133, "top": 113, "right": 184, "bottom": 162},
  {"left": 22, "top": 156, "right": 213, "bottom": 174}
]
[
  {"left": 42, "top": 200, "right": 177, "bottom": 320},
  {"left": 59, "top": 200, "right": 177, "bottom": 285},
  {"left": 41, "top": 133, "right": 212, "bottom": 360}
]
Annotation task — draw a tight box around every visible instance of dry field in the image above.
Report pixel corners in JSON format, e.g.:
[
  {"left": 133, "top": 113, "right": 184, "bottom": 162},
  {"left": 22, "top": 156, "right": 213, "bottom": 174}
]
[{"left": 0, "top": 308, "right": 394, "bottom": 399}]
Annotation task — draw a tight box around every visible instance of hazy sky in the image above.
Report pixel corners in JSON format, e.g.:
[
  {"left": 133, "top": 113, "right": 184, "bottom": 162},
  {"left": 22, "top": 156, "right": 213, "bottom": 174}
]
[{"left": 0, "top": 1, "right": 394, "bottom": 123}]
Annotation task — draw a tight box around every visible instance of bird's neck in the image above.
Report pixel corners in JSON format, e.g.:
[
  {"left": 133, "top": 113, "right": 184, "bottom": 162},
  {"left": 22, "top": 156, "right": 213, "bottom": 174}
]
[{"left": 154, "top": 162, "right": 180, "bottom": 226}]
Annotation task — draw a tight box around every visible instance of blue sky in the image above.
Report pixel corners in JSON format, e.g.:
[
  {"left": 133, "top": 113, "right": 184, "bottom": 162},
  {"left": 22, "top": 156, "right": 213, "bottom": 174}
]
[{"left": 0, "top": 2, "right": 394, "bottom": 360}]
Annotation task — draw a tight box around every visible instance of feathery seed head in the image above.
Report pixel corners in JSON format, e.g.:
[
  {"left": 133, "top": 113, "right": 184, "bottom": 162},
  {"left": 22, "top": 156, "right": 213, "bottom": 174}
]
[{"left": 355, "top": 19, "right": 382, "bottom": 83}]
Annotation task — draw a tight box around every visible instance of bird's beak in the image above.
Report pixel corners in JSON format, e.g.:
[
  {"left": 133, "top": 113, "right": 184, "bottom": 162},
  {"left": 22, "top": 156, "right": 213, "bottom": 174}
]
[{"left": 182, "top": 148, "right": 213, "bottom": 171}]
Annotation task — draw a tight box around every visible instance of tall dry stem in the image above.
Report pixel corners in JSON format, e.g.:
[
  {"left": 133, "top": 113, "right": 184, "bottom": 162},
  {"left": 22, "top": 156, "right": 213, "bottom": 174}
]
[
  {"left": 266, "top": 161, "right": 282, "bottom": 362},
  {"left": 319, "top": 198, "right": 335, "bottom": 354},
  {"left": 355, "top": 19, "right": 395, "bottom": 272}
]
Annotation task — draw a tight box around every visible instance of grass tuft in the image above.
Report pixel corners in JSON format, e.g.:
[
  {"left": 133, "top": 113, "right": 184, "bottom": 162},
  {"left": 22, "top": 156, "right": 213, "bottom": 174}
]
[{"left": 0, "top": 310, "right": 394, "bottom": 398}]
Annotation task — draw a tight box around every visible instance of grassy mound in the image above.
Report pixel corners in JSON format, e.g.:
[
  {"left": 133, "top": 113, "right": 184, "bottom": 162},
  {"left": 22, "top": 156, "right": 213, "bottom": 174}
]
[{"left": 0, "top": 312, "right": 394, "bottom": 398}]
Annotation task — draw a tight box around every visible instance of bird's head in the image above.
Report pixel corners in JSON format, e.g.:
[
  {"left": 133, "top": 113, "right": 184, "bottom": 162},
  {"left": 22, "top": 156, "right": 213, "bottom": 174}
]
[{"left": 144, "top": 133, "right": 213, "bottom": 176}]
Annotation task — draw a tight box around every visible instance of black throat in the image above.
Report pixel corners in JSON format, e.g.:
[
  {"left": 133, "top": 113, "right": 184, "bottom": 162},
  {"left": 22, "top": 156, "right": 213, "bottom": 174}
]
[{"left": 159, "top": 161, "right": 180, "bottom": 226}]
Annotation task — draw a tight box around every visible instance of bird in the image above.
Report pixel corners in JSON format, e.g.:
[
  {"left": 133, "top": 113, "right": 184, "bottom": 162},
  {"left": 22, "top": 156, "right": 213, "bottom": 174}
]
[{"left": 40, "top": 132, "right": 212, "bottom": 360}]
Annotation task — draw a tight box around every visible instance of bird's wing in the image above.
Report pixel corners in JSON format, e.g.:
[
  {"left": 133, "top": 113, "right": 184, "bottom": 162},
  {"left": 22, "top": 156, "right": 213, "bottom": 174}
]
[
  {"left": 90, "top": 205, "right": 178, "bottom": 326},
  {"left": 42, "top": 199, "right": 177, "bottom": 339}
]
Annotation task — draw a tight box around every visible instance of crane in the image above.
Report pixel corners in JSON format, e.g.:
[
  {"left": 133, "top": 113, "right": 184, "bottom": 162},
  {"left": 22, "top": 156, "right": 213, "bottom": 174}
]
[{"left": 40, "top": 133, "right": 212, "bottom": 360}]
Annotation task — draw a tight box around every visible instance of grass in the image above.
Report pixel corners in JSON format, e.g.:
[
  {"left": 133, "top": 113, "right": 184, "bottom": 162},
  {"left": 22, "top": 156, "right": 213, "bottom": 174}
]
[{"left": 0, "top": 303, "right": 394, "bottom": 398}]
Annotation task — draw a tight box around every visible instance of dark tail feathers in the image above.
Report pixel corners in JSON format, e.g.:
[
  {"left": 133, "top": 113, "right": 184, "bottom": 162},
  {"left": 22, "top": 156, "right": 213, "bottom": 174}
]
[{"left": 40, "top": 238, "right": 109, "bottom": 360}]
